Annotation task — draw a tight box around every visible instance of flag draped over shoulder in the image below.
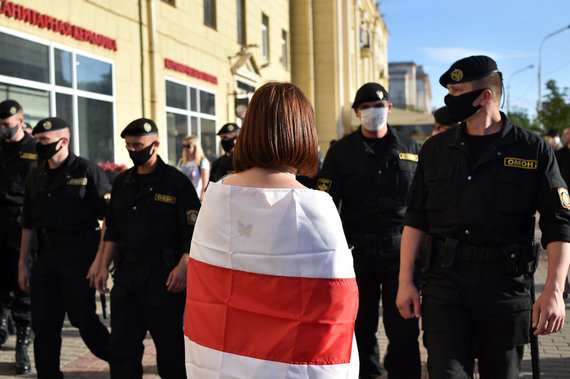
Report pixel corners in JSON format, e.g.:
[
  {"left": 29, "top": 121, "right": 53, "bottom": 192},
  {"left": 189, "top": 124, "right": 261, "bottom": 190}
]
[{"left": 185, "top": 182, "right": 359, "bottom": 378}]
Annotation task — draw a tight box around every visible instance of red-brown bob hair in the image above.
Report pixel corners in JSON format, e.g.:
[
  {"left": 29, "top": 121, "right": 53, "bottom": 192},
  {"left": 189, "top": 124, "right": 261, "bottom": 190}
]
[{"left": 233, "top": 82, "right": 319, "bottom": 177}]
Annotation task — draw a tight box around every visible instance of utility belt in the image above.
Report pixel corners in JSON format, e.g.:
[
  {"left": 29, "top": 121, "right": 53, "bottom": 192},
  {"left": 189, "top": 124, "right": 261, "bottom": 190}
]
[
  {"left": 121, "top": 248, "right": 179, "bottom": 270},
  {"left": 38, "top": 226, "right": 100, "bottom": 250},
  {"left": 422, "top": 235, "right": 540, "bottom": 275}
]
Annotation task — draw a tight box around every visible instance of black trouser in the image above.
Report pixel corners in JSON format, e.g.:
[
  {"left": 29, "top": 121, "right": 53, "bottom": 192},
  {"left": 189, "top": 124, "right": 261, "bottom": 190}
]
[
  {"left": 0, "top": 222, "right": 31, "bottom": 327},
  {"left": 31, "top": 231, "right": 111, "bottom": 378},
  {"left": 352, "top": 243, "right": 421, "bottom": 379},
  {"left": 421, "top": 253, "right": 531, "bottom": 379},
  {"left": 110, "top": 259, "right": 186, "bottom": 379}
]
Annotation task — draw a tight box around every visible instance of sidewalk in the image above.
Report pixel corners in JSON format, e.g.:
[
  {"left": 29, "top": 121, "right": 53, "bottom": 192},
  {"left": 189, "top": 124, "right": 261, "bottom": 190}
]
[
  {"left": 0, "top": 252, "right": 568, "bottom": 378},
  {"left": 0, "top": 296, "right": 159, "bottom": 379}
]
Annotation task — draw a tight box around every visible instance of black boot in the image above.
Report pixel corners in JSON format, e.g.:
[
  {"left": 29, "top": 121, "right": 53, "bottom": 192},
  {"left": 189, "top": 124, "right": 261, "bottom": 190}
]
[
  {"left": 14, "top": 325, "right": 32, "bottom": 375},
  {"left": 0, "top": 309, "right": 8, "bottom": 346}
]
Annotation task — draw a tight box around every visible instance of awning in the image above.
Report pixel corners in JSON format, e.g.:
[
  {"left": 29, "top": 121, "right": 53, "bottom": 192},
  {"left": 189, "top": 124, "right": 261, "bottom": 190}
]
[{"left": 389, "top": 107, "right": 434, "bottom": 126}]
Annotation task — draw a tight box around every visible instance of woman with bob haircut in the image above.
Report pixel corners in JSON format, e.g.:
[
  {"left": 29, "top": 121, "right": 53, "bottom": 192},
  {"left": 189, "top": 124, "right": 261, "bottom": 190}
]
[{"left": 183, "top": 82, "right": 359, "bottom": 378}]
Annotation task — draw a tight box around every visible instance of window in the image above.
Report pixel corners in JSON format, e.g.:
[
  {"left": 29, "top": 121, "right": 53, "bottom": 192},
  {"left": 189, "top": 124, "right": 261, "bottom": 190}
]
[
  {"left": 204, "top": 0, "right": 216, "bottom": 29},
  {"left": 261, "top": 14, "right": 269, "bottom": 60},
  {"left": 0, "top": 29, "right": 115, "bottom": 163},
  {"left": 237, "top": 0, "right": 246, "bottom": 45},
  {"left": 162, "top": 0, "right": 175, "bottom": 5},
  {"left": 281, "top": 30, "right": 287, "bottom": 69},
  {"left": 165, "top": 79, "right": 217, "bottom": 164}
]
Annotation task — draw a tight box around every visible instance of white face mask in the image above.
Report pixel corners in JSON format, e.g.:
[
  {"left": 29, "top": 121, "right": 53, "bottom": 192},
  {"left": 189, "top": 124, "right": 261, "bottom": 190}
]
[{"left": 360, "top": 107, "right": 388, "bottom": 132}]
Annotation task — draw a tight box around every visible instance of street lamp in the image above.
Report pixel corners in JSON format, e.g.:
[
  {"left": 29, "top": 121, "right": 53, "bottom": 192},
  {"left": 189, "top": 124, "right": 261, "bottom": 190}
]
[
  {"left": 507, "top": 64, "right": 534, "bottom": 114},
  {"left": 537, "top": 24, "right": 570, "bottom": 118}
]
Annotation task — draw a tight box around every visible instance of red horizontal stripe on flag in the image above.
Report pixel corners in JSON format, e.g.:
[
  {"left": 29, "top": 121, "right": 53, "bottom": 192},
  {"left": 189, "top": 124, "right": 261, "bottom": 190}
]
[{"left": 185, "top": 258, "right": 358, "bottom": 365}]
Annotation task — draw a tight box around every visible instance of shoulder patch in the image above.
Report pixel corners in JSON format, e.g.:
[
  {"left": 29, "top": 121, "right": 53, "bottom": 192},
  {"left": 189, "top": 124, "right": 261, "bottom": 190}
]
[
  {"left": 186, "top": 209, "right": 199, "bottom": 225},
  {"left": 154, "top": 193, "right": 176, "bottom": 204},
  {"left": 19, "top": 152, "right": 37, "bottom": 160},
  {"left": 504, "top": 157, "right": 537, "bottom": 170},
  {"left": 399, "top": 153, "right": 418, "bottom": 162},
  {"left": 316, "top": 178, "right": 332, "bottom": 192},
  {"left": 67, "top": 177, "right": 88, "bottom": 186},
  {"left": 558, "top": 188, "right": 570, "bottom": 209}
]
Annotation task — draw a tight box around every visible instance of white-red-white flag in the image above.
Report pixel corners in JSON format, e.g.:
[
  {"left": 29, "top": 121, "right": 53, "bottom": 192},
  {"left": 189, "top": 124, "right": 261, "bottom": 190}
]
[{"left": 185, "top": 182, "right": 359, "bottom": 378}]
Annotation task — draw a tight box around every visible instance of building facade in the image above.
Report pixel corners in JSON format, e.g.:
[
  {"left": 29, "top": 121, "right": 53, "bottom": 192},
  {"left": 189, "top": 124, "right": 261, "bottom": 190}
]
[
  {"left": 0, "top": 0, "right": 290, "bottom": 165},
  {"left": 388, "top": 61, "right": 431, "bottom": 113},
  {"left": 290, "top": 0, "right": 389, "bottom": 145},
  {"left": 0, "top": 0, "right": 388, "bottom": 164}
]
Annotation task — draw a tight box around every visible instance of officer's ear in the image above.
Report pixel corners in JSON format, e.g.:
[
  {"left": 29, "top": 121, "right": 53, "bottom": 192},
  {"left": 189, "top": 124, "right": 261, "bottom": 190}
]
[
  {"left": 152, "top": 140, "right": 160, "bottom": 154},
  {"left": 353, "top": 108, "right": 361, "bottom": 119},
  {"left": 56, "top": 137, "right": 69, "bottom": 150},
  {"left": 387, "top": 102, "right": 393, "bottom": 116},
  {"left": 477, "top": 89, "right": 493, "bottom": 107}
]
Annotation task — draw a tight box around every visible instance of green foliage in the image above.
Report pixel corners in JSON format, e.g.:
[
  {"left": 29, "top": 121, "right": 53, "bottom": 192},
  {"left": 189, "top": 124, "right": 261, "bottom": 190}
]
[
  {"left": 507, "top": 107, "right": 541, "bottom": 133},
  {"left": 537, "top": 80, "right": 570, "bottom": 134}
]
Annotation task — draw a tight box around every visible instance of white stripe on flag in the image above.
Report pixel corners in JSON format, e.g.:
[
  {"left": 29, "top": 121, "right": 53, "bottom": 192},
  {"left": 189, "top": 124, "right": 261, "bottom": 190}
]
[
  {"left": 185, "top": 336, "right": 359, "bottom": 379},
  {"left": 190, "top": 183, "right": 355, "bottom": 279}
]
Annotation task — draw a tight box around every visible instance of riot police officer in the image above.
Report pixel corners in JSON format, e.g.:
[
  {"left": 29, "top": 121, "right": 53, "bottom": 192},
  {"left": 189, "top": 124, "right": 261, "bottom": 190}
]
[
  {"left": 317, "top": 83, "right": 421, "bottom": 378},
  {"left": 18, "top": 117, "right": 112, "bottom": 378},
  {"left": 397, "top": 55, "right": 570, "bottom": 378},
  {"left": 95, "top": 118, "right": 200, "bottom": 378},
  {"left": 432, "top": 106, "right": 460, "bottom": 136},
  {"left": 0, "top": 100, "right": 36, "bottom": 374},
  {"left": 209, "top": 123, "right": 240, "bottom": 182}
]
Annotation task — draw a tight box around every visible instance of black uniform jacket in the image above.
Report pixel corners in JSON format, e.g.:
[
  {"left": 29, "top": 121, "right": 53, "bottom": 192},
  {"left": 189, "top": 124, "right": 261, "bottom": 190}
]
[
  {"left": 0, "top": 133, "right": 37, "bottom": 221},
  {"left": 555, "top": 145, "right": 570, "bottom": 186},
  {"left": 104, "top": 156, "right": 200, "bottom": 258},
  {"left": 317, "top": 126, "right": 420, "bottom": 236},
  {"left": 405, "top": 113, "right": 570, "bottom": 247},
  {"left": 22, "top": 152, "right": 110, "bottom": 232},
  {"left": 209, "top": 153, "right": 234, "bottom": 183}
]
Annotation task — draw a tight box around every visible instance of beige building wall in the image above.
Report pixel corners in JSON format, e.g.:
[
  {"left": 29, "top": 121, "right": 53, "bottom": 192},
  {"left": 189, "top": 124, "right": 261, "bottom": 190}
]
[
  {"left": 0, "top": 0, "right": 290, "bottom": 165},
  {"left": 290, "top": 0, "right": 389, "bottom": 154},
  {"left": 389, "top": 62, "right": 432, "bottom": 113}
]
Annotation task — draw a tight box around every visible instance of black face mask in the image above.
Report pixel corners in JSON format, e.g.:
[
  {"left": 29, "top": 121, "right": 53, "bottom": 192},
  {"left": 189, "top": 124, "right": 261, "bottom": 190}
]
[
  {"left": 221, "top": 136, "right": 237, "bottom": 153},
  {"left": 129, "top": 141, "right": 156, "bottom": 166},
  {"left": 36, "top": 139, "right": 63, "bottom": 160},
  {"left": 444, "top": 89, "right": 485, "bottom": 123},
  {"left": 0, "top": 125, "right": 19, "bottom": 140}
]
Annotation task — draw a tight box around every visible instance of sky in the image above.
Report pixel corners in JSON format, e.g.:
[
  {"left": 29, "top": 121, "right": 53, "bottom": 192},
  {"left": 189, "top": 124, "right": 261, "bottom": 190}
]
[{"left": 380, "top": 0, "right": 570, "bottom": 119}]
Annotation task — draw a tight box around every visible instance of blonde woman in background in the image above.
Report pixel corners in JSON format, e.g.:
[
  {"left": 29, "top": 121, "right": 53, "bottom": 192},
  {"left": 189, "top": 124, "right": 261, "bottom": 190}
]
[{"left": 178, "top": 135, "right": 210, "bottom": 200}]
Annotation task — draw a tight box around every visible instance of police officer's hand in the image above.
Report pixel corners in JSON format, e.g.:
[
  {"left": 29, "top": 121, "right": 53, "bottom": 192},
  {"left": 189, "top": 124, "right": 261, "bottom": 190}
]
[
  {"left": 95, "top": 269, "right": 110, "bottom": 295},
  {"left": 166, "top": 262, "right": 187, "bottom": 293},
  {"left": 18, "top": 263, "right": 31, "bottom": 293},
  {"left": 532, "top": 286, "right": 566, "bottom": 335},
  {"left": 87, "top": 259, "right": 101, "bottom": 288},
  {"left": 396, "top": 282, "right": 421, "bottom": 320}
]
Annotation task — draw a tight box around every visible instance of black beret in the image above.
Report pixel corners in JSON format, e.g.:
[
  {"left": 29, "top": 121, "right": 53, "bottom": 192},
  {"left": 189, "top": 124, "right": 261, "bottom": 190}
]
[
  {"left": 433, "top": 106, "right": 456, "bottom": 126},
  {"left": 439, "top": 55, "right": 499, "bottom": 87},
  {"left": 0, "top": 100, "right": 22, "bottom": 119},
  {"left": 352, "top": 82, "right": 389, "bottom": 109},
  {"left": 217, "top": 123, "right": 240, "bottom": 135},
  {"left": 32, "top": 117, "right": 69, "bottom": 135},
  {"left": 120, "top": 118, "right": 158, "bottom": 138},
  {"left": 545, "top": 129, "right": 559, "bottom": 137}
]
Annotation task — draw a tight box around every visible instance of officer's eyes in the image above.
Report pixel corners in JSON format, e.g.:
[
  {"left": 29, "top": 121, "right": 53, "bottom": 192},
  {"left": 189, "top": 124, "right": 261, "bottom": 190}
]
[{"left": 373, "top": 104, "right": 386, "bottom": 108}]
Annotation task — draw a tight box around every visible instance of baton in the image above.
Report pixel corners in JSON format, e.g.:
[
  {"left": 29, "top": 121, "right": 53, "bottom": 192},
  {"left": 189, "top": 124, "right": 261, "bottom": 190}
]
[
  {"left": 530, "top": 276, "right": 540, "bottom": 379},
  {"left": 100, "top": 293, "right": 108, "bottom": 319}
]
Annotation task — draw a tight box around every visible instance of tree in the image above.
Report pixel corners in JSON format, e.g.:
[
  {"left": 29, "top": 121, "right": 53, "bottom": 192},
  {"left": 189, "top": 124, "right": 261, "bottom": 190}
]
[
  {"left": 538, "top": 79, "right": 570, "bottom": 133},
  {"left": 507, "top": 107, "right": 541, "bottom": 132}
]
